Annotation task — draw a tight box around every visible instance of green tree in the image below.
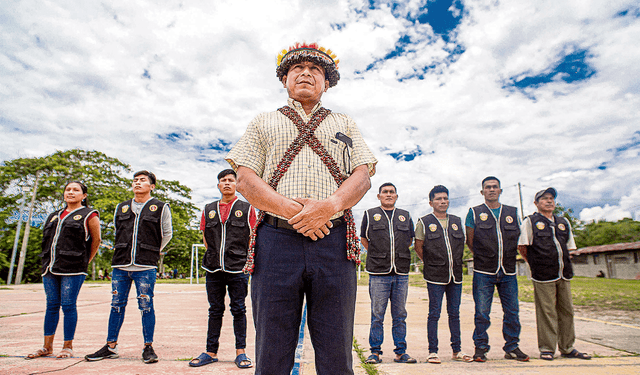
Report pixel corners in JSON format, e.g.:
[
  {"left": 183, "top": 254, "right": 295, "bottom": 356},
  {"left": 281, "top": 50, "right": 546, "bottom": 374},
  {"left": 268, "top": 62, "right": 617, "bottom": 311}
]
[
  {"left": 0, "top": 149, "right": 199, "bottom": 283},
  {"left": 553, "top": 203, "right": 583, "bottom": 231},
  {"left": 574, "top": 218, "right": 640, "bottom": 248}
]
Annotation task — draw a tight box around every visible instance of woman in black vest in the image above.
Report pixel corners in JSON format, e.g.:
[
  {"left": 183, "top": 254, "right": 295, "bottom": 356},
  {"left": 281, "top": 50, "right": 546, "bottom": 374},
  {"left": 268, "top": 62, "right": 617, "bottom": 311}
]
[{"left": 26, "top": 181, "right": 101, "bottom": 360}]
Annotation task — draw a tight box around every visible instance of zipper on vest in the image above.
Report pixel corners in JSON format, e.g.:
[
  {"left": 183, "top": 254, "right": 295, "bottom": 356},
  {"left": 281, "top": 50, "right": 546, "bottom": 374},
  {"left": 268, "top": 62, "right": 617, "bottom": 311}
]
[
  {"left": 486, "top": 204, "right": 503, "bottom": 274},
  {"left": 551, "top": 221, "right": 564, "bottom": 279},
  {"left": 131, "top": 200, "right": 150, "bottom": 265},
  {"left": 386, "top": 208, "right": 396, "bottom": 273},
  {"left": 441, "top": 215, "right": 455, "bottom": 282}
]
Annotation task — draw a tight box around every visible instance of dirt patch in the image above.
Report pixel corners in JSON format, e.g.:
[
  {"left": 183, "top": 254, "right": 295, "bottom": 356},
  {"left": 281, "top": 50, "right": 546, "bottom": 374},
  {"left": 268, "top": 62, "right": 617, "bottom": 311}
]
[{"left": 574, "top": 305, "right": 640, "bottom": 327}]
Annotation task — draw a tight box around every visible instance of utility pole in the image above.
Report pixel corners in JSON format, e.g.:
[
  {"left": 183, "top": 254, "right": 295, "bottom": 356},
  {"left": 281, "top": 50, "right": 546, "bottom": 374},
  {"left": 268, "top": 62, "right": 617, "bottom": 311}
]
[
  {"left": 8, "top": 186, "right": 29, "bottom": 285},
  {"left": 518, "top": 182, "right": 525, "bottom": 220},
  {"left": 15, "top": 174, "right": 40, "bottom": 284}
]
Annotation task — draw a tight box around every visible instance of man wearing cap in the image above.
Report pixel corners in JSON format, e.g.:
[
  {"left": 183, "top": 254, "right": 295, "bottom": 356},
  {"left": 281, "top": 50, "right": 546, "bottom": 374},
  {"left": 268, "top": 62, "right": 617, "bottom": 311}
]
[
  {"left": 415, "top": 185, "right": 472, "bottom": 364},
  {"left": 226, "top": 43, "right": 377, "bottom": 375},
  {"left": 188, "top": 169, "right": 256, "bottom": 369},
  {"left": 465, "top": 176, "right": 529, "bottom": 362},
  {"left": 518, "top": 188, "right": 591, "bottom": 361},
  {"left": 361, "top": 183, "right": 416, "bottom": 364}
]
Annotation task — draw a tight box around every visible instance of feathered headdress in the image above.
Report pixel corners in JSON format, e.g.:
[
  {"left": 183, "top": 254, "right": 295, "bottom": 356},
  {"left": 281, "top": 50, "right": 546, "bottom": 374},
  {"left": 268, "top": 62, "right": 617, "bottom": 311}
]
[{"left": 276, "top": 42, "right": 340, "bottom": 87}]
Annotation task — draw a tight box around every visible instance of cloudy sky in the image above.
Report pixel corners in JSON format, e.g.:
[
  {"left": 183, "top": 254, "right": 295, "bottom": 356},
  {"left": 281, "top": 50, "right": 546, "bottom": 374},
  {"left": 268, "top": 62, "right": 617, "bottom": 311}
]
[{"left": 2, "top": 0, "right": 639, "bottom": 227}]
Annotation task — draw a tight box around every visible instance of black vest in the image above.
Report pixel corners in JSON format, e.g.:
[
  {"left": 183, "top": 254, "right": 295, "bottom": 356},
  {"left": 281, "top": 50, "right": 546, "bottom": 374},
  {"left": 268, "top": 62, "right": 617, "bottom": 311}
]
[
  {"left": 112, "top": 198, "right": 167, "bottom": 267},
  {"left": 419, "top": 214, "right": 465, "bottom": 284},
  {"left": 471, "top": 204, "right": 520, "bottom": 274},
  {"left": 526, "top": 212, "right": 573, "bottom": 281},
  {"left": 41, "top": 207, "right": 97, "bottom": 275},
  {"left": 363, "top": 207, "right": 413, "bottom": 274},
  {"left": 202, "top": 199, "right": 252, "bottom": 273}
]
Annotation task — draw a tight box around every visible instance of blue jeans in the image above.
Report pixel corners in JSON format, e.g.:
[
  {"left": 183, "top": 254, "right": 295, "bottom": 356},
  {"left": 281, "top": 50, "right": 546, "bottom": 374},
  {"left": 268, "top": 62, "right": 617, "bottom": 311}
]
[
  {"left": 472, "top": 270, "right": 521, "bottom": 352},
  {"left": 368, "top": 274, "right": 409, "bottom": 355},
  {"left": 206, "top": 271, "right": 249, "bottom": 353},
  {"left": 107, "top": 268, "right": 156, "bottom": 344},
  {"left": 252, "top": 222, "right": 356, "bottom": 375},
  {"left": 42, "top": 273, "right": 86, "bottom": 341},
  {"left": 427, "top": 282, "right": 462, "bottom": 353}
]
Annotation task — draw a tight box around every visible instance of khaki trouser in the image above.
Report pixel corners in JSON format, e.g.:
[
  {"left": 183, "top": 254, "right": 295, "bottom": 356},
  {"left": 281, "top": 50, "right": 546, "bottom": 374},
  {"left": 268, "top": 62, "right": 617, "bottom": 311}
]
[{"left": 532, "top": 279, "right": 575, "bottom": 354}]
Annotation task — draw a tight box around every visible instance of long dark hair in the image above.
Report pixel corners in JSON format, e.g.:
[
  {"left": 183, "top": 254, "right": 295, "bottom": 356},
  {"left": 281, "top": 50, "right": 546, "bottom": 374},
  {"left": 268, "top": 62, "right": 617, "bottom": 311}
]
[{"left": 64, "top": 181, "right": 89, "bottom": 207}]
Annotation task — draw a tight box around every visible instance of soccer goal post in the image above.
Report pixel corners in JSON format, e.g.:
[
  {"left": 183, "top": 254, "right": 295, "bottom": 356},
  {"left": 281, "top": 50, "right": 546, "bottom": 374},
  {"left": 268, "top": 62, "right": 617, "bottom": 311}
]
[{"left": 190, "top": 244, "right": 205, "bottom": 284}]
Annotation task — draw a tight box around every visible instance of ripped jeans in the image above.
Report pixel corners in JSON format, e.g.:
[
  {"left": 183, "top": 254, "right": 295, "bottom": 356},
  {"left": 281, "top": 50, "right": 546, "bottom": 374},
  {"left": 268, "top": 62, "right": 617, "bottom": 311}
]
[{"left": 107, "top": 268, "right": 156, "bottom": 344}]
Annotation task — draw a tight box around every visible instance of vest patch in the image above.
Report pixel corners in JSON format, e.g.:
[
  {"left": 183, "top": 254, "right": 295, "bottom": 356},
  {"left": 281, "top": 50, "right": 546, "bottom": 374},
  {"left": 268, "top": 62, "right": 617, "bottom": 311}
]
[
  {"left": 209, "top": 211, "right": 216, "bottom": 219},
  {"left": 235, "top": 210, "right": 243, "bottom": 217},
  {"left": 373, "top": 213, "right": 382, "bottom": 221},
  {"left": 536, "top": 221, "right": 545, "bottom": 230},
  {"left": 50, "top": 216, "right": 57, "bottom": 222},
  {"left": 122, "top": 205, "right": 129, "bottom": 213},
  {"left": 429, "top": 223, "right": 437, "bottom": 232},
  {"left": 398, "top": 215, "right": 406, "bottom": 222},
  {"left": 479, "top": 212, "right": 488, "bottom": 221},
  {"left": 558, "top": 223, "right": 566, "bottom": 231},
  {"left": 149, "top": 205, "right": 158, "bottom": 212},
  {"left": 505, "top": 215, "right": 513, "bottom": 224},
  {"left": 73, "top": 215, "right": 82, "bottom": 220},
  {"left": 452, "top": 223, "right": 459, "bottom": 231}
]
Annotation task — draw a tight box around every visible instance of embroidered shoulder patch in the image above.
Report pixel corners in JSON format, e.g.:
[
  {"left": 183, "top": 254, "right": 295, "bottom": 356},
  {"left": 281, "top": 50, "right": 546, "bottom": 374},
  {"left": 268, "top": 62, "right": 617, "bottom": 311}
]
[{"left": 536, "top": 221, "right": 545, "bottom": 230}]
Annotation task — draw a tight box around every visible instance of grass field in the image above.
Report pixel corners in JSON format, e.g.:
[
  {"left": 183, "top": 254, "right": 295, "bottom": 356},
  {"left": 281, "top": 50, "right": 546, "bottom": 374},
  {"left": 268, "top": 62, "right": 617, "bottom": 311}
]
[{"left": 357, "top": 272, "right": 640, "bottom": 312}]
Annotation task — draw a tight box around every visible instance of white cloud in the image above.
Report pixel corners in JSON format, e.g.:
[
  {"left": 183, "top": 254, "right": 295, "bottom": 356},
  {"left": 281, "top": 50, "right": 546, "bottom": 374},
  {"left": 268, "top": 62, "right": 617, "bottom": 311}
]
[{"left": 1, "top": 0, "right": 638, "bottom": 226}]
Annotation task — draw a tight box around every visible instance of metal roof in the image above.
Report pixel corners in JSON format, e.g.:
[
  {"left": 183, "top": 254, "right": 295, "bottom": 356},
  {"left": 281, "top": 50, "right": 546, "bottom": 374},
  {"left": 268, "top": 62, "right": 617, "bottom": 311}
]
[{"left": 571, "top": 241, "right": 640, "bottom": 256}]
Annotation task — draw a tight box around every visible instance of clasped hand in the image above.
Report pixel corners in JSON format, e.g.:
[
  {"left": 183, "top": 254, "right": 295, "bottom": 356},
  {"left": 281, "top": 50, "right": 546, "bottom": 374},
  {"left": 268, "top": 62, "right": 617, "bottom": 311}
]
[{"left": 287, "top": 197, "right": 337, "bottom": 241}]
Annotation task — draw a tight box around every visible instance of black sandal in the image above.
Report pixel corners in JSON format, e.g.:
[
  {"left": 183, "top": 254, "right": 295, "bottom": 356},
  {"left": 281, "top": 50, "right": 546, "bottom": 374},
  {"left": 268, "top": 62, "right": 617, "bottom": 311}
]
[{"left": 561, "top": 349, "right": 591, "bottom": 360}]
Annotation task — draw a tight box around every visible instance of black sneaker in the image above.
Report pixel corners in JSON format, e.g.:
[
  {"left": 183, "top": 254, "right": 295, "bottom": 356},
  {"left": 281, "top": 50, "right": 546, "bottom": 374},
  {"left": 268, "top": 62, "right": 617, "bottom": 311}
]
[
  {"left": 473, "top": 347, "right": 488, "bottom": 362},
  {"left": 142, "top": 345, "right": 158, "bottom": 364},
  {"left": 85, "top": 344, "right": 118, "bottom": 361},
  {"left": 505, "top": 347, "right": 530, "bottom": 362}
]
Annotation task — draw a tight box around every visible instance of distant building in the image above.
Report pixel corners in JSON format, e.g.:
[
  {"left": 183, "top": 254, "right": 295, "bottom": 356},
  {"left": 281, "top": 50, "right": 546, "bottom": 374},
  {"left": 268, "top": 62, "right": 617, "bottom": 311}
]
[{"left": 570, "top": 241, "right": 640, "bottom": 280}]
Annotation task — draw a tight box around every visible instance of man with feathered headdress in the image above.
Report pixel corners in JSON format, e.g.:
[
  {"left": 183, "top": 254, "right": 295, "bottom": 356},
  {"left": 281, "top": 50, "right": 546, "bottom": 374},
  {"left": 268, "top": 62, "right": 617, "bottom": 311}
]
[{"left": 226, "top": 42, "right": 377, "bottom": 374}]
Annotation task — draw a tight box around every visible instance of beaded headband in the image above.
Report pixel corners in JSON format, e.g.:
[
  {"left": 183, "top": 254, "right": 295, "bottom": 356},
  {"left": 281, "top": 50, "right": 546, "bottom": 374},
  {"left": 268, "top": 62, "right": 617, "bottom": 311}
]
[{"left": 276, "top": 42, "right": 341, "bottom": 87}]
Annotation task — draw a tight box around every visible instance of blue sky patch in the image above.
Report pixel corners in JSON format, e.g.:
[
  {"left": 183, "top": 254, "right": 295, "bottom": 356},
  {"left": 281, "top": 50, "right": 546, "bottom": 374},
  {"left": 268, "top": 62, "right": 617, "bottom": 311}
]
[
  {"left": 610, "top": 131, "right": 640, "bottom": 154},
  {"left": 158, "top": 131, "right": 190, "bottom": 142},
  {"left": 414, "top": 0, "right": 464, "bottom": 42},
  {"left": 142, "top": 69, "right": 151, "bottom": 79},
  {"left": 505, "top": 48, "right": 596, "bottom": 94},
  {"left": 615, "top": 6, "right": 640, "bottom": 18},
  {"left": 389, "top": 146, "right": 423, "bottom": 161},
  {"left": 208, "top": 139, "right": 232, "bottom": 152}
]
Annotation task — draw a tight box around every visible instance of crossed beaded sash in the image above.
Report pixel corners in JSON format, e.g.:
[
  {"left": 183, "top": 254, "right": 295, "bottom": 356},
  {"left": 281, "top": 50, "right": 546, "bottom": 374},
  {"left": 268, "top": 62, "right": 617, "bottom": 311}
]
[{"left": 242, "top": 106, "right": 360, "bottom": 274}]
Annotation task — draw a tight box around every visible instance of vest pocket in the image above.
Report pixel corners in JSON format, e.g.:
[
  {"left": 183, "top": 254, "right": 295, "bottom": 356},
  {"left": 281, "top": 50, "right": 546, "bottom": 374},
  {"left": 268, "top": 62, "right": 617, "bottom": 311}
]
[
  {"left": 230, "top": 220, "right": 246, "bottom": 227},
  {"left": 139, "top": 243, "right": 160, "bottom": 252}
]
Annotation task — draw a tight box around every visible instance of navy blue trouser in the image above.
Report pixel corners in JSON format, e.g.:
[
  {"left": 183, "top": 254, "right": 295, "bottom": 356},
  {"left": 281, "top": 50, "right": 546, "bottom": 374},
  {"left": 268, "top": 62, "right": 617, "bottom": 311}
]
[
  {"left": 252, "top": 222, "right": 357, "bottom": 375},
  {"left": 205, "top": 270, "right": 249, "bottom": 353}
]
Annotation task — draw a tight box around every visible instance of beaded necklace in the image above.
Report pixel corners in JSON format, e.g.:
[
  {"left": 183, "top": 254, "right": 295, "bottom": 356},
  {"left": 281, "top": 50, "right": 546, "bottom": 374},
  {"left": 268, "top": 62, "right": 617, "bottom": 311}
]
[{"left": 242, "top": 106, "right": 360, "bottom": 273}]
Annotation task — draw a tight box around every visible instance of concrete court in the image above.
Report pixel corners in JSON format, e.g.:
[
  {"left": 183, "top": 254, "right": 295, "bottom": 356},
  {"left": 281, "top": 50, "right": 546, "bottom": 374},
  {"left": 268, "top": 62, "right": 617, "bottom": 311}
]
[{"left": 0, "top": 278, "right": 638, "bottom": 375}]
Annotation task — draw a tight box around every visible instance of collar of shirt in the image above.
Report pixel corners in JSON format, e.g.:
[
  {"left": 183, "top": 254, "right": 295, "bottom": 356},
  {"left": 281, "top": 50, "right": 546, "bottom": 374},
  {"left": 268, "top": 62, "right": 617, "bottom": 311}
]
[{"left": 287, "top": 97, "right": 322, "bottom": 122}]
